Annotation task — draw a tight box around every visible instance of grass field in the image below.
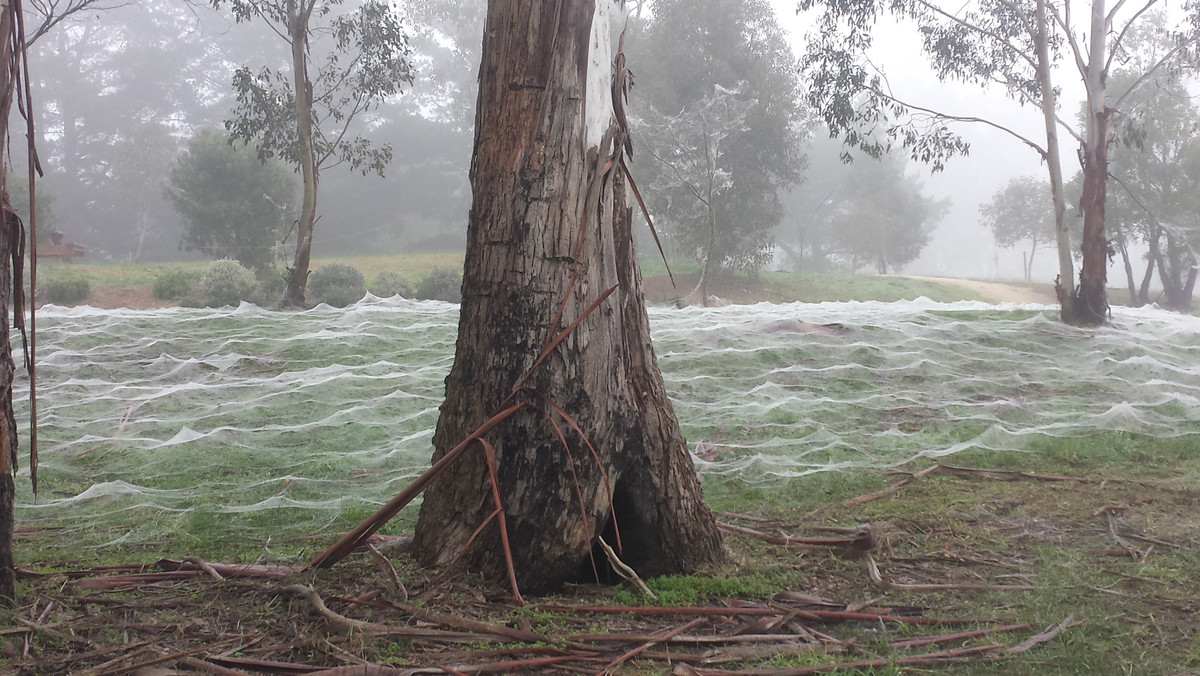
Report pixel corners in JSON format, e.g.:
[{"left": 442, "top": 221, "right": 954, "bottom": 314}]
[{"left": 8, "top": 259, "right": 1200, "bottom": 674}]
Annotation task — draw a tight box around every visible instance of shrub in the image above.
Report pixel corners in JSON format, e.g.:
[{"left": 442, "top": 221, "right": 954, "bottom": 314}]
[
  {"left": 415, "top": 267, "right": 462, "bottom": 303},
  {"left": 308, "top": 263, "right": 366, "bottom": 308},
  {"left": 200, "top": 259, "right": 256, "bottom": 307},
  {"left": 153, "top": 270, "right": 197, "bottom": 300},
  {"left": 45, "top": 278, "right": 90, "bottom": 305},
  {"left": 248, "top": 271, "right": 287, "bottom": 307},
  {"left": 369, "top": 271, "right": 413, "bottom": 298}
]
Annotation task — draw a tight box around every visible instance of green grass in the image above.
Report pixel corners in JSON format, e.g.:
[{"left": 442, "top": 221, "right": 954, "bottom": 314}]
[
  {"left": 33, "top": 252, "right": 465, "bottom": 289},
  {"left": 37, "top": 253, "right": 993, "bottom": 307}
]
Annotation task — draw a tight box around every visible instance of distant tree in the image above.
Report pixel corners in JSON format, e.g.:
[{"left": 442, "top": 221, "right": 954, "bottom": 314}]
[
  {"left": 315, "top": 110, "right": 472, "bottom": 254},
  {"left": 211, "top": 0, "right": 414, "bottom": 306},
  {"left": 166, "top": 129, "right": 298, "bottom": 273},
  {"left": 630, "top": 0, "right": 805, "bottom": 274},
  {"left": 980, "top": 176, "right": 1056, "bottom": 281},
  {"left": 1105, "top": 74, "right": 1200, "bottom": 310},
  {"left": 827, "top": 153, "right": 946, "bottom": 274},
  {"left": 401, "top": 0, "right": 486, "bottom": 131},
  {"left": 639, "top": 84, "right": 755, "bottom": 304},
  {"left": 776, "top": 132, "right": 856, "bottom": 272},
  {"left": 799, "top": 0, "right": 1200, "bottom": 325}
]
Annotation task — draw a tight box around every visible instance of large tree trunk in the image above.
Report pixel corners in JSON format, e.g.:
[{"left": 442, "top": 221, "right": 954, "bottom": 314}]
[
  {"left": 1064, "top": 0, "right": 1110, "bottom": 325},
  {"left": 282, "top": 0, "right": 317, "bottom": 308},
  {"left": 0, "top": 0, "right": 18, "bottom": 605},
  {"left": 413, "top": 0, "right": 722, "bottom": 595},
  {"left": 1074, "top": 109, "right": 1111, "bottom": 324}
]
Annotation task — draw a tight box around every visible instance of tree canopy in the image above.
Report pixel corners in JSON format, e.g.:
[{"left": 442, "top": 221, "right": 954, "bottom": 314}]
[
  {"left": 798, "top": 0, "right": 1200, "bottom": 323},
  {"left": 167, "top": 129, "right": 298, "bottom": 273},
  {"left": 212, "top": 0, "right": 413, "bottom": 305},
  {"left": 630, "top": 0, "right": 806, "bottom": 273},
  {"left": 980, "top": 176, "right": 1056, "bottom": 280}
]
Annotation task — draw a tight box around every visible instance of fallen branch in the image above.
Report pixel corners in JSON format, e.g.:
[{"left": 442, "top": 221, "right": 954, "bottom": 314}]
[
  {"left": 717, "top": 522, "right": 874, "bottom": 555},
  {"left": 308, "top": 402, "right": 527, "bottom": 570},
  {"left": 599, "top": 617, "right": 707, "bottom": 673},
  {"left": 1008, "top": 613, "right": 1078, "bottom": 653},
  {"left": 288, "top": 586, "right": 491, "bottom": 642},
  {"left": 178, "top": 656, "right": 254, "bottom": 675},
  {"left": 672, "top": 643, "right": 1005, "bottom": 675},
  {"left": 183, "top": 556, "right": 226, "bottom": 581},
  {"left": 539, "top": 604, "right": 977, "bottom": 625},
  {"left": 598, "top": 534, "right": 657, "bottom": 599},
  {"left": 890, "top": 623, "right": 1033, "bottom": 648},
  {"left": 841, "top": 465, "right": 941, "bottom": 507},
  {"left": 364, "top": 544, "right": 407, "bottom": 598},
  {"left": 934, "top": 463, "right": 1118, "bottom": 484},
  {"left": 385, "top": 600, "right": 570, "bottom": 647}
]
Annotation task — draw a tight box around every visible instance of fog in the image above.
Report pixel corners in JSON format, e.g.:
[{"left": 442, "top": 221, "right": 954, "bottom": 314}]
[
  {"left": 770, "top": 0, "right": 1082, "bottom": 281},
  {"left": 13, "top": 0, "right": 1190, "bottom": 292}
]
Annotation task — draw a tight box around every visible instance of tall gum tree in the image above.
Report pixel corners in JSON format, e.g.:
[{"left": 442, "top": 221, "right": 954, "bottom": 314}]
[
  {"left": 799, "top": 0, "right": 1200, "bottom": 325},
  {"left": 411, "top": 0, "right": 723, "bottom": 594},
  {"left": 211, "top": 0, "right": 413, "bottom": 307}
]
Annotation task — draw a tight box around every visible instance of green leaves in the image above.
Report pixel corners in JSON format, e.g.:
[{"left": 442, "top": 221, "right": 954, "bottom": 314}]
[{"left": 219, "top": 0, "right": 413, "bottom": 179}]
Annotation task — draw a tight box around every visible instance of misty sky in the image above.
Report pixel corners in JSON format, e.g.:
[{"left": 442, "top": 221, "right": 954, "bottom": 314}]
[{"left": 767, "top": 0, "right": 1085, "bottom": 281}]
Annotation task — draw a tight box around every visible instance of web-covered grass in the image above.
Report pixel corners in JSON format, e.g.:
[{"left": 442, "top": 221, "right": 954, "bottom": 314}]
[{"left": 14, "top": 296, "right": 1200, "bottom": 562}]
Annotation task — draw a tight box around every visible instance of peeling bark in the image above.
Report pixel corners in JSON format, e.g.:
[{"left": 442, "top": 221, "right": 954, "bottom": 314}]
[
  {"left": 413, "top": 0, "right": 722, "bottom": 594},
  {"left": 0, "top": 0, "right": 17, "bottom": 606}
]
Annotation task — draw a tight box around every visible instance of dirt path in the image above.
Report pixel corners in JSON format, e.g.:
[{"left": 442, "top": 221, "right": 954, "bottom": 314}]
[{"left": 906, "top": 276, "right": 1057, "bottom": 305}]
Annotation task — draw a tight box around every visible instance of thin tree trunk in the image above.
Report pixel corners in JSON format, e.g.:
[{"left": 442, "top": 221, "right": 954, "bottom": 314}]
[
  {"left": 413, "top": 0, "right": 722, "bottom": 595},
  {"left": 1159, "top": 231, "right": 1188, "bottom": 309},
  {"left": 0, "top": 0, "right": 18, "bottom": 605},
  {"left": 1036, "top": 0, "right": 1074, "bottom": 319},
  {"left": 1115, "top": 236, "right": 1136, "bottom": 306},
  {"left": 282, "top": 0, "right": 317, "bottom": 307},
  {"left": 1027, "top": 240, "right": 1038, "bottom": 282},
  {"left": 1139, "top": 224, "right": 1159, "bottom": 305}
]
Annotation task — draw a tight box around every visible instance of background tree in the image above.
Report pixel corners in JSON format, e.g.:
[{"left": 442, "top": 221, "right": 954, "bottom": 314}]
[
  {"left": 167, "top": 129, "right": 298, "bottom": 273},
  {"left": 827, "top": 153, "right": 946, "bottom": 274},
  {"left": 1105, "top": 73, "right": 1200, "bottom": 310},
  {"left": 980, "top": 176, "right": 1056, "bottom": 281},
  {"left": 400, "top": 0, "right": 485, "bottom": 131},
  {"left": 638, "top": 84, "right": 755, "bottom": 304},
  {"left": 316, "top": 108, "right": 471, "bottom": 254},
  {"left": 799, "top": 0, "right": 1200, "bottom": 324},
  {"left": 212, "top": 0, "right": 414, "bottom": 306},
  {"left": 408, "top": 0, "right": 722, "bottom": 593},
  {"left": 22, "top": 0, "right": 236, "bottom": 261},
  {"left": 775, "top": 133, "right": 851, "bottom": 272},
  {"left": 630, "top": 0, "right": 805, "bottom": 274}
]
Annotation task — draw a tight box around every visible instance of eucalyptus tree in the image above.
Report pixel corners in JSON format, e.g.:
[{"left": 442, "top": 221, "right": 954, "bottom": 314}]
[
  {"left": 394, "top": 0, "right": 722, "bottom": 594},
  {"left": 981, "top": 176, "right": 1057, "bottom": 281},
  {"left": 26, "top": 0, "right": 231, "bottom": 260},
  {"left": 828, "top": 153, "right": 946, "bottom": 274},
  {"left": 799, "top": 0, "right": 1200, "bottom": 325},
  {"left": 638, "top": 84, "right": 756, "bottom": 304},
  {"left": 211, "top": 0, "right": 413, "bottom": 306},
  {"left": 401, "top": 0, "right": 485, "bottom": 131},
  {"left": 167, "top": 129, "right": 298, "bottom": 273},
  {"left": 1105, "top": 75, "right": 1200, "bottom": 310},
  {"left": 631, "top": 0, "right": 806, "bottom": 275}
]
